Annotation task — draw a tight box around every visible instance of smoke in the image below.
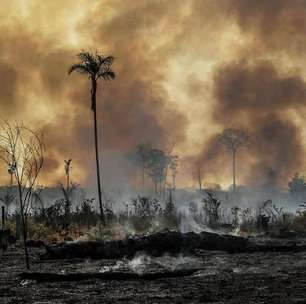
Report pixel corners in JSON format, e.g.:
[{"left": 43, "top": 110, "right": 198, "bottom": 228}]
[
  {"left": 194, "top": 61, "right": 306, "bottom": 188},
  {"left": 99, "top": 253, "right": 201, "bottom": 274},
  {"left": 0, "top": 1, "right": 188, "bottom": 187},
  {"left": 0, "top": 1, "right": 306, "bottom": 189},
  {"left": 187, "top": 0, "right": 306, "bottom": 189},
  {"left": 228, "top": 0, "right": 306, "bottom": 55}
]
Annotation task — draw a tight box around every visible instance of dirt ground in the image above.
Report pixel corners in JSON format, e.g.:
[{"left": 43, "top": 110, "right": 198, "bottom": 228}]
[{"left": 1, "top": 243, "right": 306, "bottom": 304}]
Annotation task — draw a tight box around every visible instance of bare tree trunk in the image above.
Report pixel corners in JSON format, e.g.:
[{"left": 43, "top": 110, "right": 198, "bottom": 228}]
[
  {"left": 1, "top": 206, "right": 5, "bottom": 229},
  {"left": 198, "top": 167, "right": 202, "bottom": 192},
  {"left": 172, "top": 173, "right": 177, "bottom": 192},
  {"left": 91, "top": 79, "right": 105, "bottom": 224},
  {"left": 163, "top": 166, "right": 169, "bottom": 200},
  {"left": 18, "top": 186, "right": 30, "bottom": 270},
  {"left": 142, "top": 156, "right": 145, "bottom": 193},
  {"left": 232, "top": 149, "right": 236, "bottom": 190},
  {"left": 154, "top": 181, "right": 157, "bottom": 195}
]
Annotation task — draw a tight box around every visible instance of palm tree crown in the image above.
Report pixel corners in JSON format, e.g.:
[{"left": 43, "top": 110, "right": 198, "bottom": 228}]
[{"left": 68, "top": 52, "right": 115, "bottom": 81}]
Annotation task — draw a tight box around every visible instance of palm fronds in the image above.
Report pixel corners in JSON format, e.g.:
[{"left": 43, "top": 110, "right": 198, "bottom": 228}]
[
  {"left": 68, "top": 51, "right": 115, "bottom": 80},
  {"left": 68, "top": 64, "right": 90, "bottom": 75},
  {"left": 98, "top": 70, "right": 115, "bottom": 80}
]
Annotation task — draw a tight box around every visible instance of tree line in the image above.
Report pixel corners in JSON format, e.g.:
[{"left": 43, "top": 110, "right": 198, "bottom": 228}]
[{"left": 136, "top": 143, "right": 178, "bottom": 196}]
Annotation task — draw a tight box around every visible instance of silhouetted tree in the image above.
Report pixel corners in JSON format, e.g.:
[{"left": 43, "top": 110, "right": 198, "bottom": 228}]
[
  {"left": 136, "top": 143, "right": 151, "bottom": 192},
  {"left": 8, "top": 163, "right": 14, "bottom": 187},
  {"left": 58, "top": 182, "right": 78, "bottom": 230},
  {"left": 218, "top": 128, "right": 249, "bottom": 190},
  {"left": 202, "top": 191, "right": 221, "bottom": 228},
  {"left": 288, "top": 173, "right": 306, "bottom": 193},
  {"left": 1, "top": 164, "right": 16, "bottom": 213},
  {"left": 169, "top": 155, "right": 178, "bottom": 190},
  {"left": 68, "top": 52, "right": 115, "bottom": 223},
  {"left": 165, "top": 188, "right": 175, "bottom": 215},
  {"left": 195, "top": 161, "right": 203, "bottom": 192},
  {"left": 64, "top": 159, "right": 72, "bottom": 191},
  {"left": 146, "top": 149, "right": 170, "bottom": 195},
  {"left": 198, "top": 167, "right": 203, "bottom": 192},
  {"left": 31, "top": 186, "right": 45, "bottom": 219},
  {"left": 0, "top": 122, "right": 44, "bottom": 269},
  {"left": 0, "top": 192, "right": 15, "bottom": 214}
]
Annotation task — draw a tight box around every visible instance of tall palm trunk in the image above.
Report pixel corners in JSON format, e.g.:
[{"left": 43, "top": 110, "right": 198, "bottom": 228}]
[
  {"left": 198, "top": 167, "right": 202, "bottom": 192},
  {"left": 91, "top": 78, "right": 105, "bottom": 224},
  {"left": 66, "top": 172, "right": 70, "bottom": 192},
  {"left": 172, "top": 173, "right": 176, "bottom": 190}
]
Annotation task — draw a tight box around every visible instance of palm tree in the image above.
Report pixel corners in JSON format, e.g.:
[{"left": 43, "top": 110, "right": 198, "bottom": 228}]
[{"left": 68, "top": 52, "right": 115, "bottom": 223}]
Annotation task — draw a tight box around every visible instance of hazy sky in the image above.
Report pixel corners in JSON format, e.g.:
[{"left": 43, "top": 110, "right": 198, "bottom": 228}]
[{"left": 1, "top": 0, "right": 306, "bottom": 189}]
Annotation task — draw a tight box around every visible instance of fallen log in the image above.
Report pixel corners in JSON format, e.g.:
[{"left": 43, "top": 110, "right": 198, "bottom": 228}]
[
  {"left": 19, "top": 268, "right": 199, "bottom": 282},
  {"left": 41, "top": 231, "right": 306, "bottom": 260},
  {"left": 42, "top": 231, "right": 248, "bottom": 260}
]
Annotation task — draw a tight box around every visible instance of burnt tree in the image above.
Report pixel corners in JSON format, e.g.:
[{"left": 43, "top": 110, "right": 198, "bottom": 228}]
[
  {"left": 0, "top": 121, "right": 44, "bottom": 269},
  {"left": 218, "top": 128, "right": 249, "bottom": 190}
]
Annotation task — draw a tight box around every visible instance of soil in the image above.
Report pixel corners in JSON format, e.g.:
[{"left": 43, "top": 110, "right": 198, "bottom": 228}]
[{"left": 1, "top": 242, "right": 306, "bottom": 304}]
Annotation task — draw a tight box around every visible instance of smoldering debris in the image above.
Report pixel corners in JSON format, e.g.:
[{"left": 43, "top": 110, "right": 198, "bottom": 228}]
[
  {"left": 100, "top": 253, "right": 202, "bottom": 274},
  {"left": 42, "top": 229, "right": 306, "bottom": 261},
  {"left": 42, "top": 230, "right": 248, "bottom": 260}
]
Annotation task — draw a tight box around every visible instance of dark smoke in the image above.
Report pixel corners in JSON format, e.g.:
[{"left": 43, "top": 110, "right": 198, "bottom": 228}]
[
  {"left": 228, "top": 0, "right": 306, "bottom": 54},
  {"left": 1, "top": 1, "right": 306, "bottom": 189},
  {"left": 197, "top": 61, "right": 306, "bottom": 188},
  {"left": 0, "top": 1, "right": 188, "bottom": 186}
]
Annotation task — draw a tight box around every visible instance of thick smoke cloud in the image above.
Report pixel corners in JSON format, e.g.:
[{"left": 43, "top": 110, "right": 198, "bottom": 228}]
[
  {"left": 0, "top": 0, "right": 306, "bottom": 189},
  {"left": 0, "top": 63, "right": 18, "bottom": 114},
  {"left": 197, "top": 59, "right": 306, "bottom": 188},
  {"left": 187, "top": 0, "right": 306, "bottom": 189},
  {"left": 228, "top": 0, "right": 306, "bottom": 54},
  {"left": 0, "top": 0, "right": 188, "bottom": 187},
  {"left": 213, "top": 62, "right": 306, "bottom": 119}
]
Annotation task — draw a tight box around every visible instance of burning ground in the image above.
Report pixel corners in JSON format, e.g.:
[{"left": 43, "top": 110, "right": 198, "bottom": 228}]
[{"left": 1, "top": 187, "right": 306, "bottom": 303}]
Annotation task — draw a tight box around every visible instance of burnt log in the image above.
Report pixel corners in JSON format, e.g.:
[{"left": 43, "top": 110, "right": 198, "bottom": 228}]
[
  {"left": 19, "top": 268, "right": 199, "bottom": 282},
  {"left": 41, "top": 231, "right": 306, "bottom": 260},
  {"left": 42, "top": 231, "right": 248, "bottom": 260}
]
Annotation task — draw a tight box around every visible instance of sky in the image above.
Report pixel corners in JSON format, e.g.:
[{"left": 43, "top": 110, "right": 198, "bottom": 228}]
[{"left": 1, "top": 0, "right": 306, "bottom": 190}]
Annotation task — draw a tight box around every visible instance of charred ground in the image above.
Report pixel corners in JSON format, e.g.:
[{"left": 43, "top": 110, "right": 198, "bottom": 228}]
[{"left": 1, "top": 244, "right": 306, "bottom": 304}]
